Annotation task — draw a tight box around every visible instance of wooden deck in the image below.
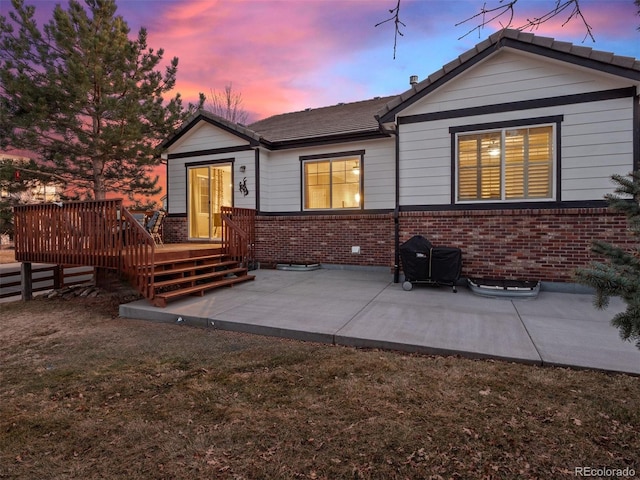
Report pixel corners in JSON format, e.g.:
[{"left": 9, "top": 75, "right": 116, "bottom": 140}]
[
  {"left": 153, "top": 243, "right": 223, "bottom": 261},
  {"left": 13, "top": 200, "right": 256, "bottom": 307}
]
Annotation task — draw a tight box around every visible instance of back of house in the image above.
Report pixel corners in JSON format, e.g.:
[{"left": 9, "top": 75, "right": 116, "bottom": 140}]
[{"left": 161, "top": 29, "right": 640, "bottom": 286}]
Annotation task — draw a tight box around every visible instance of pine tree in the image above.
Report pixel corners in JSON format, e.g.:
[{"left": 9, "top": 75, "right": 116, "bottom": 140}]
[
  {"left": 0, "top": 0, "right": 203, "bottom": 200},
  {"left": 575, "top": 171, "right": 640, "bottom": 349}
]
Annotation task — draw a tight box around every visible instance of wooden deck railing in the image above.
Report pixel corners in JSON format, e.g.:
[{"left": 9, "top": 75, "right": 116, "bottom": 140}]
[
  {"left": 220, "top": 207, "right": 256, "bottom": 268},
  {"left": 14, "top": 199, "right": 123, "bottom": 268},
  {"left": 119, "top": 208, "right": 156, "bottom": 299},
  {"left": 14, "top": 200, "right": 253, "bottom": 303}
]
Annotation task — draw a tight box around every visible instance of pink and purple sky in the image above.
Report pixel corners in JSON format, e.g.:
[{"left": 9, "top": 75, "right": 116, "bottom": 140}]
[{"left": 8, "top": 0, "right": 640, "bottom": 123}]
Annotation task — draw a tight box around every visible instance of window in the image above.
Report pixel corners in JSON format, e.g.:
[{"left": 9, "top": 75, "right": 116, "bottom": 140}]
[
  {"left": 302, "top": 154, "right": 362, "bottom": 210},
  {"left": 456, "top": 125, "right": 554, "bottom": 202}
]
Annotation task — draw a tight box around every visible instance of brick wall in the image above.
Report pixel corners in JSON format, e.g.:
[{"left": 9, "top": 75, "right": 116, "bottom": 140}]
[
  {"left": 255, "top": 214, "right": 395, "bottom": 268},
  {"left": 163, "top": 216, "right": 188, "bottom": 244},
  {"left": 255, "top": 207, "right": 632, "bottom": 282},
  {"left": 400, "top": 208, "right": 631, "bottom": 282}
]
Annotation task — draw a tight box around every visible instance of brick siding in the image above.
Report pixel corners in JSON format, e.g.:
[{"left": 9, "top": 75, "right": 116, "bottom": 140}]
[
  {"left": 255, "top": 208, "right": 632, "bottom": 282},
  {"left": 164, "top": 208, "right": 632, "bottom": 282},
  {"left": 163, "top": 216, "right": 188, "bottom": 244},
  {"left": 255, "top": 214, "right": 395, "bottom": 268}
]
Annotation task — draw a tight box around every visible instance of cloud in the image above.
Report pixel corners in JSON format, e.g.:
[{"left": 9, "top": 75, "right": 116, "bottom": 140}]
[{"left": 140, "top": 0, "right": 407, "bottom": 119}]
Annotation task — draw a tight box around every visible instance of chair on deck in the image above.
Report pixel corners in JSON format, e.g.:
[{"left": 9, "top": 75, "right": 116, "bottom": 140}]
[{"left": 145, "top": 210, "right": 166, "bottom": 245}]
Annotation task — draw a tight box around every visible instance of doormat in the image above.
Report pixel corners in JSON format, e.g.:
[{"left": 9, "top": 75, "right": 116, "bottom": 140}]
[{"left": 468, "top": 278, "right": 540, "bottom": 298}]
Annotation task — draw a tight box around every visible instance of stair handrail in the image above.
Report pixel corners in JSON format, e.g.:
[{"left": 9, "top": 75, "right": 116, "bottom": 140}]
[
  {"left": 220, "top": 213, "right": 248, "bottom": 266},
  {"left": 220, "top": 207, "right": 256, "bottom": 269},
  {"left": 120, "top": 207, "right": 156, "bottom": 300}
]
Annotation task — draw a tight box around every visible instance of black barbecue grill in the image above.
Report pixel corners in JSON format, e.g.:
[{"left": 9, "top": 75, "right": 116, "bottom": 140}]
[{"left": 399, "top": 235, "right": 462, "bottom": 292}]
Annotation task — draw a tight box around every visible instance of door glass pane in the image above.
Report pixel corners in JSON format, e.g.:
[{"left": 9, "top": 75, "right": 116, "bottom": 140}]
[
  {"left": 210, "top": 165, "right": 232, "bottom": 238},
  {"left": 189, "top": 164, "right": 232, "bottom": 240},
  {"left": 189, "top": 167, "right": 210, "bottom": 239}
]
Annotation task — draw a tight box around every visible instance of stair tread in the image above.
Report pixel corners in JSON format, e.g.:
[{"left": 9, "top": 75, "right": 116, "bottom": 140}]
[
  {"left": 153, "top": 260, "right": 238, "bottom": 276},
  {"left": 155, "top": 274, "right": 255, "bottom": 301},
  {"left": 152, "top": 253, "right": 227, "bottom": 267},
  {"left": 154, "top": 267, "right": 248, "bottom": 288}
]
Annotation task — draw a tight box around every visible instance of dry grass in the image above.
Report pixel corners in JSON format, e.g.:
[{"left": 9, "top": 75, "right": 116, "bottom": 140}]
[
  {"left": 1, "top": 295, "right": 639, "bottom": 479},
  {"left": 0, "top": 249, "right": 15, "bottom": 264}
]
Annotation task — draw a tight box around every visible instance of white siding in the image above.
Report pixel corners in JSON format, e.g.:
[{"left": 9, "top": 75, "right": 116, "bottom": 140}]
[
  {"left": 260, "top": 138, "right": 395, "bottom": 212},
  {"left": 398, "top": 97, "right": 635, "bottom": 205},
  {"left": 165, "top": 120, "right": 256, "bottom": 214},
  {"left": 170, "top": 122, "right": 249, "bottom": 154},
  {"left": 166, "top": 150, "right": 256, "bottom": 214},
  {"left": 401, "top": 49, "right": 630, "bottom": 116}
]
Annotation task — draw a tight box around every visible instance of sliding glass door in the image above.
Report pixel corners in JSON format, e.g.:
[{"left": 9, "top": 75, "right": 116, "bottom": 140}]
[{"left": 188, "top": 164, "right": 232, "bottom": 240}]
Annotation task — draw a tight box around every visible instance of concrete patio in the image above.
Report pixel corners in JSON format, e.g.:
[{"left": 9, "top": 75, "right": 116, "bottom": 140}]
[{"left": 119, "top": 268, "right": 640, "bottom": 376}]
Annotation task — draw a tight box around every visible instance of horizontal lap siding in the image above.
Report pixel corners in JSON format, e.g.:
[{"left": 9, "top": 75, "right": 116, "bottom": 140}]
[
  {"left": 398, "top": 98, "right": 635, "bottom": 205},
  {"left": 399, "top": 122, "right": 451, "bottom": 205},
  {"left": 561, "top": 98, "right": 634, "bottom": 200},
  {"left": 171, "top": 122, "right": 249, "bottom": 153},
  {"left": 401, "top": 50, "right": 628, "bottom": 116},
  {"left": 166, "top": 122, "right": 255, "bottom": 215},
  {"left": 167, "top": 150, "right": 256, "bottom": 214},
  {"left": 260, "top": 139, "right": 395, "bottom": 212}
]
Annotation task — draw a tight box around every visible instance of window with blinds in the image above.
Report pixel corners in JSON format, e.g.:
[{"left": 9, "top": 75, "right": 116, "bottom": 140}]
[{"left": 457, "top": 125, "right": 553, "bottom": 202}]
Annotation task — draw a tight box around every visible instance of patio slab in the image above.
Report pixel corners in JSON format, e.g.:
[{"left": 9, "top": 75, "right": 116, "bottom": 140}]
[
  {"left": 336, "top": 287, "right": 542, "bottom": 364},
  {"left": 513, "top": 293, "right": 640, "bottom": 374},
  {"left": 119, "top": 268, "right": 640, "bottom": 375}
]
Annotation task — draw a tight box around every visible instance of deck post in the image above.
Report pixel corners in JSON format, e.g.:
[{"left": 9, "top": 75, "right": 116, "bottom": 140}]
[
  {"left": 53, "top": 265, "right": 64, "bottom": 289},
  {"left": 21, "top": 262, "right": 32, "bottom": 301}
]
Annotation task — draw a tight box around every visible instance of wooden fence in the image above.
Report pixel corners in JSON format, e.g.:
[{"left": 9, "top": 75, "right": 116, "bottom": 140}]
[{"left": 0, "top": 265, "right": 94, "bottom": 299}]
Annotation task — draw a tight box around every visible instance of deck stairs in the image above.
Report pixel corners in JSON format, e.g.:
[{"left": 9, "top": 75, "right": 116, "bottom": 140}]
[{"left": 147, "top": 247, "right": 254, "bottom": 307}]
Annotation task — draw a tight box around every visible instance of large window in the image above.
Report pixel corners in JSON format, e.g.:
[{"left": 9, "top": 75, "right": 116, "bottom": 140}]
[
  {"left": 302, "top": 153, "right": 362, "bottom": 210},
  {"left": 456, "top": 125, "right": 554, "bottom": 202}
]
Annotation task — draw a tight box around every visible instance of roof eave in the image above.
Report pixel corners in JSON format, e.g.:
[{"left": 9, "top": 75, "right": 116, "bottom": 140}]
[{"left": 261, "top": 129, "right": 390, "bottom": 151}]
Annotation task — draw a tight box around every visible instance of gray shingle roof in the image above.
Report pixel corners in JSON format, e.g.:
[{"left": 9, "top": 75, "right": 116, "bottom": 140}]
[
  {"left": 247, "top": 96, "right": 396, "bottom": 144},
  {"left": 376, "top": 28, "right": 640, "bottom": 122}
]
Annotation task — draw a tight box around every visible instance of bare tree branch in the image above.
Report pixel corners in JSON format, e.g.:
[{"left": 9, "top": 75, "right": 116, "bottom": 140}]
[
  {"left": 377, "top": 0, "right": 596, "bottom": 58},
  {"left": 456, "top": 0, "right": 595, "bottom": 42},
  {"left": 206, "top": 83, "right": 249, "bottom": 125},
  {"left": 375, "top": 0, "right": 405, "bottom": 60}
]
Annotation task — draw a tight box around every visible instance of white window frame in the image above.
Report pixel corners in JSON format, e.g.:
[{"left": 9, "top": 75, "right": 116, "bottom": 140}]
[{"left": 455, "top": 123, "right": 557, "bottom": 204}]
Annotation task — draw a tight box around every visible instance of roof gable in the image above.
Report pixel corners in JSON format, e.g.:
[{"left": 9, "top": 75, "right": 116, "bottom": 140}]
[
  {"left": 161, "top": 110, "right": 260, "bottom": 150},
  {"left": 377, "top": 29, "right": 640, "bottom": 123}
]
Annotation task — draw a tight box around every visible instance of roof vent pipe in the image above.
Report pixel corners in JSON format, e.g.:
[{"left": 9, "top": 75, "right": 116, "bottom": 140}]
[{"left": 409, "top": 75, "right": 418, "bottom": 86}]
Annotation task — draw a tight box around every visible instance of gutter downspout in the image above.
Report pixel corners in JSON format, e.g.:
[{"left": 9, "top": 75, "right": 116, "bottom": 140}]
[{"left": 393, "top": 127, "right": 400, "bottom": 284}]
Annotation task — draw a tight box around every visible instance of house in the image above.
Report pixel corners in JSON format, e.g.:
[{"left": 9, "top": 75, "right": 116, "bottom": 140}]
[{"left": 160, "top": 29, "right": 640, "bottom": 285}]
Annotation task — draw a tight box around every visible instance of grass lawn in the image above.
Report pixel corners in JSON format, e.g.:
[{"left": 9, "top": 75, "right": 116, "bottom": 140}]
[{"left": 1, "top": 294, "right": 638, "bottom": 479}]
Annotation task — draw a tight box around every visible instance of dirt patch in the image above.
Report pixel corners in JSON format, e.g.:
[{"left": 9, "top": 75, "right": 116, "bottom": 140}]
[
  {"left": 1, "top": 296, "right": 638, "bottom": 479},
  {"left": 0, "top": 249, "right": 15, "bottom": 264}
]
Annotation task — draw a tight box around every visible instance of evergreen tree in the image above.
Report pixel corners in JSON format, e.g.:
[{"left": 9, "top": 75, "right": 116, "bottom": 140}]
[
  {"left": 575, "top": 172, "right": 640, "bottom": 349},
  {"left": 0, "top": 0, "right": 203, "bottom": 200}
]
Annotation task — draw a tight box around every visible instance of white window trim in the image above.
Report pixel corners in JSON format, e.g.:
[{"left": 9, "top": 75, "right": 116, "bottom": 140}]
[{"left": 455, "top": 123, "right": 557, "bottom": 204}]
